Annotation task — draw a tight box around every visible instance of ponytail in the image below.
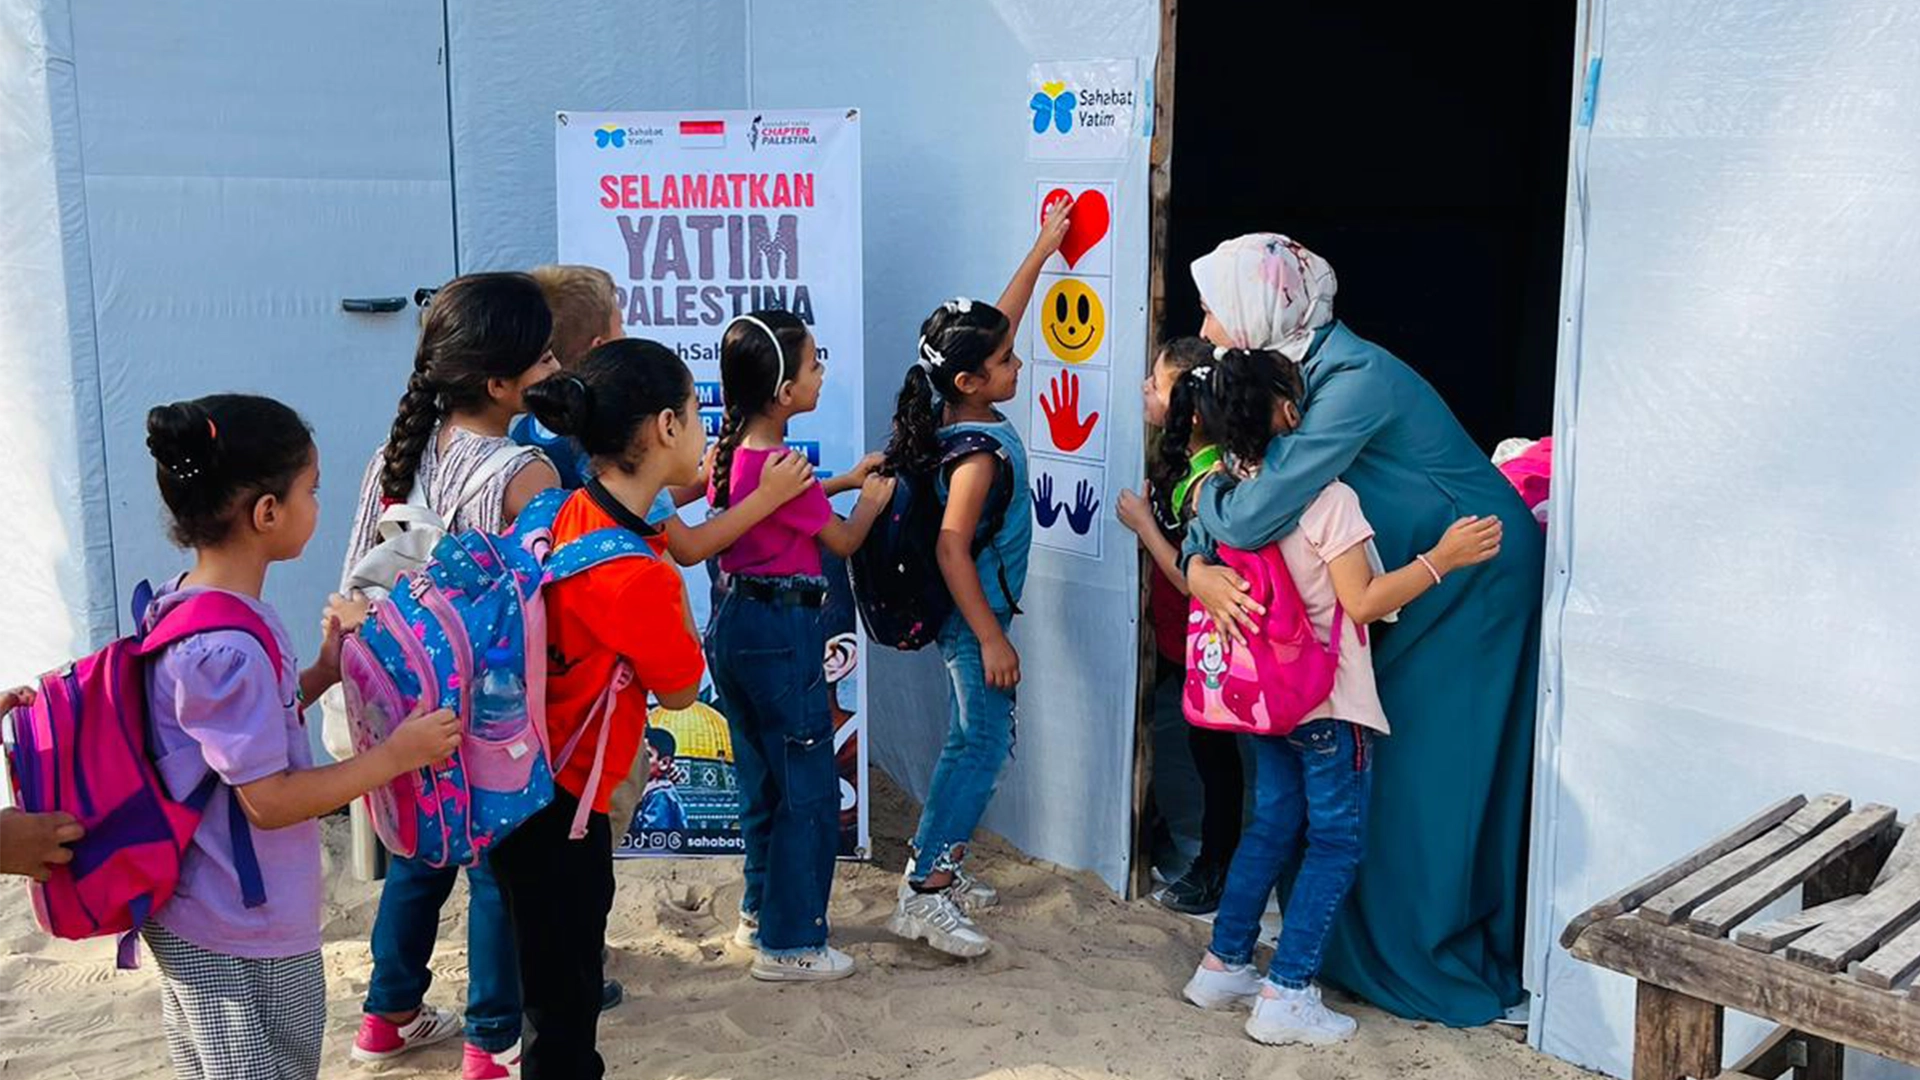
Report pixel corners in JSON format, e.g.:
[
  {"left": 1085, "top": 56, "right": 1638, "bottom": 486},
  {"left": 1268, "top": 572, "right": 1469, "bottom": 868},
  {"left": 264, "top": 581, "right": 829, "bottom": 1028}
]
[{"left": 1151, "top": 369, "right": 1205, "bottom": 530}]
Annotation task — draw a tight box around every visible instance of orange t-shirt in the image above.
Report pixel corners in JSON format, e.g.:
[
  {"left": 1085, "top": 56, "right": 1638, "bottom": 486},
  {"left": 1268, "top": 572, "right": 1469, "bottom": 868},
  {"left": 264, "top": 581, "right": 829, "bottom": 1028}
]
[{"left": 541, "top": 488, "right": 706, "bottom": 813}]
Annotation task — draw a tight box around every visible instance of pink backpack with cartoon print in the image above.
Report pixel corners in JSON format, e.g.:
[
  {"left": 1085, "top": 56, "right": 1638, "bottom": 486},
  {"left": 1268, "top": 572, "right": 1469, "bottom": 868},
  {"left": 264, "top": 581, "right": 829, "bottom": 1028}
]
[{"left": 1183, "top": 544, "right": 1345, "bottom": 737}]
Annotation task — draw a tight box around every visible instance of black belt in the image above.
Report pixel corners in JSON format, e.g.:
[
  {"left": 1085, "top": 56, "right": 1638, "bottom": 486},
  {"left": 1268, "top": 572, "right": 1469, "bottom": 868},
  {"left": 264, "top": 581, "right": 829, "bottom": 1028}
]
[{"left": 733, "top": 578, "right": 826, "bottom": 608}]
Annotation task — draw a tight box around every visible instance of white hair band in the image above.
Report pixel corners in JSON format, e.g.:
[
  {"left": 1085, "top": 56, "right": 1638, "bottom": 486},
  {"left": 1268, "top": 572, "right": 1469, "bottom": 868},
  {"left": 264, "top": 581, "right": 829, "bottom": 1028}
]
[{"left": 729, "top": 314, "right": 787, "bottom": 399}]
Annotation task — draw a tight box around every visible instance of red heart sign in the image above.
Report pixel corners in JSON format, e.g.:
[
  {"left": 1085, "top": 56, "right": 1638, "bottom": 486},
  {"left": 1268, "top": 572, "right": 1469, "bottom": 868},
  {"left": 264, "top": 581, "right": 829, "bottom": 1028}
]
[{"left": 1042, "top": 188, "right": 1111, "bottom": 270}]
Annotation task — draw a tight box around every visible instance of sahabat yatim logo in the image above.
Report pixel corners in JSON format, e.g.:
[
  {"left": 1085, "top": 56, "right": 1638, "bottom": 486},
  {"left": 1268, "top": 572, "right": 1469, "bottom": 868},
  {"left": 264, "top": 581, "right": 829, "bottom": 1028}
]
[
  {"left": 594, "top": 125, "right": 626, "bottom": 149},
  {"left": 1030, "top": 80, "right": 1076, "bottom": 134}
]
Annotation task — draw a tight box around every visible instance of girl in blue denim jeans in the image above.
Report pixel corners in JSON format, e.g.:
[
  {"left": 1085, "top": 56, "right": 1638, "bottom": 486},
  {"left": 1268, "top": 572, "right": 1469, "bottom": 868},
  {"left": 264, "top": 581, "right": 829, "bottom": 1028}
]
[
  {"left": 705, "top": 310, "right": 895, "bottom": 982},
  {"left": 881, "top": 202, "right": 1074, "bottom": 957},
  {"left": 1175, "top": 349, "right": 1503, "bottom": 1046}
]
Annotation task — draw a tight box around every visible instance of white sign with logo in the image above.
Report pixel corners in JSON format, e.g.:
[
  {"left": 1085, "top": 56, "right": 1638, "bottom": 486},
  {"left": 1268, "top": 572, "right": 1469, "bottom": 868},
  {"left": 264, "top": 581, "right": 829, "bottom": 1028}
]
[
  {"left": 555, "top": 108, "right": 870, "bottom": 860},
  {"left": 1026, "top": 59, "right": 1142, "bottom": 162}
]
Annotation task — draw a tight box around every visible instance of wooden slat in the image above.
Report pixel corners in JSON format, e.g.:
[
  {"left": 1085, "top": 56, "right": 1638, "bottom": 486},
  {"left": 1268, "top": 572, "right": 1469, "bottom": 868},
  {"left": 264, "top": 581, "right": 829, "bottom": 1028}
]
[
  {"left": 1786, "top": 866, "right": 1920, "bottom": 972},
  {"left": 1688, "top": 805, "right": 1898, "bottom": 937},
  {"left": 1734, "top": 896, "right": 1859, "bottom": 953},
  {"left": 1634, "top": 980, "right": 1724, "bottom": 1080},
  {"left": 1559, "top": 794, "right": 1809, "bottom": 948},
  {"left": 1567, "top": 914, "right": 1920, "bottom": 1067},
  {"left": 1640, "top": 796, "right": 1849, "bottom": 927},
  {"left": 1875, "top": 818, "right": 1919, "bottom": 888},
  {"left": 1854, "top": 906, "right": 1920, "bottom": 990}
]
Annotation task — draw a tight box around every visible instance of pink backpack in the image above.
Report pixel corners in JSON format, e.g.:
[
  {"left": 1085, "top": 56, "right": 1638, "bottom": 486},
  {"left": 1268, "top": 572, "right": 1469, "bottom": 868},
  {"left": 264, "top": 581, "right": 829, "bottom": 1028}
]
[
  {"left": 3, "top": 583, "right": 273, "bottom": 967},
  {"left": 1183, "top": 544, "right": 1346, "bottom": 737}
]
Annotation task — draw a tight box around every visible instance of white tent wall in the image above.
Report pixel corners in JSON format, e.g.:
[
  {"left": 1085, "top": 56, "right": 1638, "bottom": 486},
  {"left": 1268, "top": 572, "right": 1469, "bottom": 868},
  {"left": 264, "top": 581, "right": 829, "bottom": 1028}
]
[
  {"left": 0, "top": 0, "right": 114, "bottom": 674},
  {"left": 446, "top": 1, "right": 1157, "bottom": 890},
  {"left": 1528, "top": 2, "right": 1920, "bottom": 1077},
  {"left": 447, "top": 2, "right": 751, "bottom": 272}
]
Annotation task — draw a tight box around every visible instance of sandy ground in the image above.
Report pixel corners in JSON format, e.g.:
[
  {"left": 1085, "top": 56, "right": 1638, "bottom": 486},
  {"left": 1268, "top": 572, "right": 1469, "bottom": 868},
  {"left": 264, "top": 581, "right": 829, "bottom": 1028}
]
[{"left": 0, "top": 776, "right": 1594, "bottom": 1080}]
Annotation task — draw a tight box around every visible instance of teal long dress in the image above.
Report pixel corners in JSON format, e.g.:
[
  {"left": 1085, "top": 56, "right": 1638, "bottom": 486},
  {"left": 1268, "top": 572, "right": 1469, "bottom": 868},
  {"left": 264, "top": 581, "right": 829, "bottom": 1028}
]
[{"left": 1185, "top": 321, "right": 1543, "bottom": 1026}]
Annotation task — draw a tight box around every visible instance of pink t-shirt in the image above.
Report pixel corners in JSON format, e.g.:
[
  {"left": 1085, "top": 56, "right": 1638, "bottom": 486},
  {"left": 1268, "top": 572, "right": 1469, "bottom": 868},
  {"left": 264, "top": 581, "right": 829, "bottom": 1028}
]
[
  {"left": 1278, "top": 481, "right": 1390, "bottom": 735},
  {"left": 713, "top": 446, "right": 834, "bottom": 577}
]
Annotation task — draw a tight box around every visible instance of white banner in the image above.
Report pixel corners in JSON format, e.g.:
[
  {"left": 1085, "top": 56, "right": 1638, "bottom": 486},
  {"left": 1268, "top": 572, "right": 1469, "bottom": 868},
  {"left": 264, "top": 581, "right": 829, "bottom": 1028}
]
[{"left": 555, "top": 107, "right": 870, "bottom": 859}]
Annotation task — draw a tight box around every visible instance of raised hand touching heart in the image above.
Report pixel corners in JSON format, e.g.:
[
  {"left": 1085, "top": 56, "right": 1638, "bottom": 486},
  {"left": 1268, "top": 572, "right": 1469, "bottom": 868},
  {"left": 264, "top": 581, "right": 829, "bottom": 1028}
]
[
  {"left": 1040, "top": 369, "right": 1099, "bottom": 453},
  {"left": 1041, "top": 188, "right": 1111, "bottom": 270}
]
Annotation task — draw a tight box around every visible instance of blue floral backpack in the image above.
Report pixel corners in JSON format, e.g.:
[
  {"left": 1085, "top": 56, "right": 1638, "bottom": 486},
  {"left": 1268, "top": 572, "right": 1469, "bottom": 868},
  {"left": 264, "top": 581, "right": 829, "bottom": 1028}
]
[{"left": 337, "top": 488, "right": 655, "bottom": 865}]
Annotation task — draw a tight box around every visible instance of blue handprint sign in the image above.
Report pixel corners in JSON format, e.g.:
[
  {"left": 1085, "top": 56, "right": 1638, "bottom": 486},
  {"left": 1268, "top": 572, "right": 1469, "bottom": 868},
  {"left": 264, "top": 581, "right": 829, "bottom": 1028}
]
[{"left": 1030, "top": 456, "right": 1104, "bottom": 558}]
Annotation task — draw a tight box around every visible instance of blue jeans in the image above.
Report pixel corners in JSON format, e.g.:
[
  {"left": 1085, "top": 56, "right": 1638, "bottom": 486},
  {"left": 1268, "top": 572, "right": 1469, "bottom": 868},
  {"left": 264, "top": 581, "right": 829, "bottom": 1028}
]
[
  {"left": 1209, "top": 720, "right": 1373, "bottom": 990},
  {"left": 908, "top": 611, "right": 1016, "bottom": 883},
  {"left": 705, "top": 590, "right": 839, "bottom": 955},
  {"left": 365, "top": 853, "right": 521, "bottom": 1052}
]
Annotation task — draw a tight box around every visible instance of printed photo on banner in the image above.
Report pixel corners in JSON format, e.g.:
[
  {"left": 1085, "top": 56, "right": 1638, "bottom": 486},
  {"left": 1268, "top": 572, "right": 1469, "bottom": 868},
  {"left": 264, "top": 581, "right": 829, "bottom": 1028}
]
[
  {"left": 1030, "top": 453, "right": 1105, "bottom": 559},
  {"left": 1026, "top": 58, "right": 1141, "bottom": 162},
  {"left": 1031, "top": 272, "right": 1112, "bottom": 369},
  {"left": 555, "top": 107, "right": 869, "bottom": 860},
  {"left": 1037, "top": 182, "right": 1114, "bottom": 277},
  {"left": 1030, "top": 363, "right": 1109, "bottom": 462}
]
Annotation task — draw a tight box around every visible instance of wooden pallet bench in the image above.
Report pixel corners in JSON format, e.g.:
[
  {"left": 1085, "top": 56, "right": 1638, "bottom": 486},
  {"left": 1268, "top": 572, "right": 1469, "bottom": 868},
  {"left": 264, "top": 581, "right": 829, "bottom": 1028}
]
[{"left": 1561, "top": 794, "right": 1920, "bottom": 1079}]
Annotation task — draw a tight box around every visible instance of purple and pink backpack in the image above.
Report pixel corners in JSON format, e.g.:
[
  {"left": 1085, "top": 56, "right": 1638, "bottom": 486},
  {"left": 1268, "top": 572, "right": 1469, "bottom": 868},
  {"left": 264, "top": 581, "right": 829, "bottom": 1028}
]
[
  {"left": 3, "top": 582, "right": 270, "bottom": 966},
  {"left": 1183, "top": 543, "right": 1349, "bottom": 737}
]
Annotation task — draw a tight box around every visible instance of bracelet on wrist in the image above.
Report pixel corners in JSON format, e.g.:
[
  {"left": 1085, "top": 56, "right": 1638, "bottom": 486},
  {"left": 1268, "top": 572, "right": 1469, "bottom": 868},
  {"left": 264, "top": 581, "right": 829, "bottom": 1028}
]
[{"left": 1415, "top": 553, "right": 1444, "bottom": 586}]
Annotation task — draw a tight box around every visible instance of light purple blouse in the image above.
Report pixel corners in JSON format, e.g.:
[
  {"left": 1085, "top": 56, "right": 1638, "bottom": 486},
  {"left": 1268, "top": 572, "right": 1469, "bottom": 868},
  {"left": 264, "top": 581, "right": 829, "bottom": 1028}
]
[{"left": 143, "top": 580, "right": 322, "bottom": 958}]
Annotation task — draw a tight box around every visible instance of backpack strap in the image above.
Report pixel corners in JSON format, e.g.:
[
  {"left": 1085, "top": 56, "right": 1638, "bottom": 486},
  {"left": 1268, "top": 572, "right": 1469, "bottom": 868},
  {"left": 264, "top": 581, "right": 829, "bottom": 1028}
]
[
  {"left": 404, "top": 440, "right": 529, "bottom": 519},
  {"left": 541, "top": 526, "right": 658, "bottom": 584},
  {"left": 552, "top": 661, "right": 634, "bottom": 840},
  {"left": 938, "top": 431, "right": 1021, "bottom": 615},
  {"left": 133, "top": 589, "right": 276, "bottom": 912}
]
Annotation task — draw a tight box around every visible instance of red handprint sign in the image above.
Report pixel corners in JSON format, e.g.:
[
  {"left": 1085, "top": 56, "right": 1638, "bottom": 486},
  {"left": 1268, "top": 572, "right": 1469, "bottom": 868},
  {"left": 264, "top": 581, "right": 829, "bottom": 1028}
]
[{"left": 1040, "top": 368, "right": 1100, "bottom": 453}]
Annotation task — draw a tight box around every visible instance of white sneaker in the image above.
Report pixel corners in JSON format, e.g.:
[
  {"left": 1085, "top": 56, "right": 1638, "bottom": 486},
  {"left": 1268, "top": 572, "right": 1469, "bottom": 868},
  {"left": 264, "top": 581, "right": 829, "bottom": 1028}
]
[
  {"left": 751, "top": 945, "right": 856, "bottom": 982},
  {"left": 887, "top": 883, "right": 992, "bottom": 958},
  {"left": 1182, "top": 958, "right": 1262, "bottom": 1010},
  {"left": 950, "top": 866, "right": 1000, "bottom": 913},
  {"left": 350, "top": 1003, "right": 463, "bottom": 1063},
  {"left": 1245, "top": 984, "right": 1357, "bottom": 1047},
  {"left": 732, "top": 911, "right": 759, "bottom": 948}
]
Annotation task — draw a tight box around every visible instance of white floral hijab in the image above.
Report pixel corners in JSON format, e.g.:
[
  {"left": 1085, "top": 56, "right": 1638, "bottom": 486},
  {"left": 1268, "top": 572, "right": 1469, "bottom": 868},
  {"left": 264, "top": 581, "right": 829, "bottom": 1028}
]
[{"left": 1190, "top": 233, "right": 1338, "bottom": 362}]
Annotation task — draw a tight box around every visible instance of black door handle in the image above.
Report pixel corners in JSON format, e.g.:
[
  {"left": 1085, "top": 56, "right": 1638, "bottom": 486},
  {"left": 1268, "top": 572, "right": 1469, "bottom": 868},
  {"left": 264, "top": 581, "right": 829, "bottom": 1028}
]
[{"left": 341, "top": 297, "right": 409, "bottom": 314}]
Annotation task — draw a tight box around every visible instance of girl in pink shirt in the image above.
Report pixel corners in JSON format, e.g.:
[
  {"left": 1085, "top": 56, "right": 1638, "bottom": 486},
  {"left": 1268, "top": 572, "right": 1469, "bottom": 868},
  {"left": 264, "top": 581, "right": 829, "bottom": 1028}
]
[
  {"left": 1172, "top": 349, "right": 1503, "bottom": 1048},
  {"left": 704, "top": 310, "right": 894, "bottom": 981}
]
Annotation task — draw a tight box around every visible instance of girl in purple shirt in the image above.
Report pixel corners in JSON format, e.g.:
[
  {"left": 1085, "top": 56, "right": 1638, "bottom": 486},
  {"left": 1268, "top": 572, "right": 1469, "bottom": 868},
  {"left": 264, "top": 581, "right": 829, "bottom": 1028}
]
[
  {"left": 140, "top": 394, "right": 459, "bottom": 1080},
  {"left": 703, "top": 310, "right": 894, "bottom": 981}
]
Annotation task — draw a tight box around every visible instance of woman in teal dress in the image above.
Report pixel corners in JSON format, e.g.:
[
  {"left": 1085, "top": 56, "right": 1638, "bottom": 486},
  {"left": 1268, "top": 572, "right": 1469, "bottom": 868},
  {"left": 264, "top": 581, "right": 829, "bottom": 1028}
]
[{"left": 1181, "top": 234, "right": 1543, "bottom": 1026}]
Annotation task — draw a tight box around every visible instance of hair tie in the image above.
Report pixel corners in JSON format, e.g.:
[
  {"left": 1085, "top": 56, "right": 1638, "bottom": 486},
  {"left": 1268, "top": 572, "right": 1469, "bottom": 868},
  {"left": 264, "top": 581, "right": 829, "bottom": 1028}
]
[
  {"left": 918, "top": 336, "right": 947, "bottom": 370},
  {"left": 1211, "top": 345, "right": 1230, "bottom": 362},
  {"left": 727, "top": 315, "right": 787, "bottom": 400},
  {"left": 1188, "top": 364, "right": 1214, "bottom": 383},
  {"left": 943, "top": 297, "right": 973, "bottom": 315}
]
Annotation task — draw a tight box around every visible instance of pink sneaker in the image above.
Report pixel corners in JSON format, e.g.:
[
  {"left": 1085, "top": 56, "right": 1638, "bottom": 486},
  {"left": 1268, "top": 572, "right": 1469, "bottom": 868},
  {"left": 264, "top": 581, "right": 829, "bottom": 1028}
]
[
  {"left": 462, "top": 1041, "right": 521, "bottom": 1080},
  {"left": 350, "top": 1004, "right": 463, "bottom": 1063}
]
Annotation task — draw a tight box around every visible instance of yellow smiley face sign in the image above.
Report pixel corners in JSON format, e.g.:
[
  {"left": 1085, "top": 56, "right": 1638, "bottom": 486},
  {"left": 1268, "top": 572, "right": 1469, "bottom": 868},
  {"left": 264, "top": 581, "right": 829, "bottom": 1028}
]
[{"left": 1042, "top": 277, "right": 1105, "bottom": 364}]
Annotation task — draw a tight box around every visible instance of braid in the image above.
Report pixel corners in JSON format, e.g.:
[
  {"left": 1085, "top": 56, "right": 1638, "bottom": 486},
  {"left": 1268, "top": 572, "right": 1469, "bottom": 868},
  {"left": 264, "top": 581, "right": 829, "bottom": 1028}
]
[
  {"left": 709, "top": 406, "right": 748, "bottom": 509},
  {"left": 380, "top": 364, "right": 442, "bottom": 503},
  {"left": 884, "top": 365, "right": 943, "bottom": 476},
  {"left": 1151, "top": 371, "right": 1203, "bottom": 532}
]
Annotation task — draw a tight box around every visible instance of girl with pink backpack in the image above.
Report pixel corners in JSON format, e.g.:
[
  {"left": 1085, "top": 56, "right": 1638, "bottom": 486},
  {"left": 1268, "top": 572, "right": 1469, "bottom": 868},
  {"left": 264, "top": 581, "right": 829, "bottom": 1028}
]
[
  {"left": 1169, "top": 350, "right": 1502, "bottom": 1048},
  {"left": 134, "top": 395, "right": 458, "bottom": 1079}
]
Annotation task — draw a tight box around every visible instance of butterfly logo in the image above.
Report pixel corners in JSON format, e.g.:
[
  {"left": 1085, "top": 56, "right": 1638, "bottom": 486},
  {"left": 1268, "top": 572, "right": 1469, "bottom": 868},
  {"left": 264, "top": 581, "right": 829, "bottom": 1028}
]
[
  {"left": 1029, "top": 80, "right": 1076, "bottom": 135},
  {"left": 594, "top": 125, "right": 627, "bottom": 149}
]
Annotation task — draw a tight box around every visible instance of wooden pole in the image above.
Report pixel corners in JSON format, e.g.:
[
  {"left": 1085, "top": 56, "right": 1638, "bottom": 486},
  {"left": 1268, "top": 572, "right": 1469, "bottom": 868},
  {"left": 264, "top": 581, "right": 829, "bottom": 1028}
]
[{"left": 1129, "top": 0, "right": 1179, "bottom": 900}]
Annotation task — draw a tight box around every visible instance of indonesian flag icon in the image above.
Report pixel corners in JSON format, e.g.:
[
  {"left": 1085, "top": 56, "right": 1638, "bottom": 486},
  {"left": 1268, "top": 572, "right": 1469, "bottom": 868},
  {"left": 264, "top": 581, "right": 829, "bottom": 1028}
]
[{"left": 678, "top": 119, "right": 726, "bottom": 149}]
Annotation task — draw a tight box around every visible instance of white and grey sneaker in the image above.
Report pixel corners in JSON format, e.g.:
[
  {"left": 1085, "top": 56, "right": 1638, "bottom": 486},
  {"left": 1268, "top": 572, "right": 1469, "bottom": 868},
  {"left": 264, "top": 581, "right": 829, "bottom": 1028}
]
[
  {"left": 887, "top": 883, "right": 992, "bottom": 958},
  {"left": 1182, "top": 958, "right": 1262, "bottom": 1010},
  {"left": 950, "top": 865, "right": 1000, "bottom": 913},
  {"left": 732, "top": 911, "right": 759, "bottom": 949},
  {"left": 1245, "top": 984, "right": 1357, "bottom": 1046},
  {"left": 750, "top": 945, "right": 855, "bottom": 982}
]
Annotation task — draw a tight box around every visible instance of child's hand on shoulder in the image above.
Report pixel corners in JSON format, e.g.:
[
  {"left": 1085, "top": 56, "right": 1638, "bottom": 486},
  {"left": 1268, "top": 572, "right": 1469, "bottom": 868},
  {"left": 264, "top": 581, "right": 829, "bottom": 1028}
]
[
  {"left": 847, "top": 451, "right": 886, "bottom": 483},
  {"left": 760, "top": 451, "right": 817, "bottom": 502},
  {"left": 859, "top": 472, "right": 897, "bottom": 509},
  {"left": 1034, "top": 194, "right": 1074, "bottom": 258},
  {"left": 385, "top": 707, "right": 462, "bottom": 771},
  {"left": 1116, "top": 488, "right": 1154, "bottom": 539},
  {"left": 1430, "top": 515, "right": 1504, "bottom": 574}
]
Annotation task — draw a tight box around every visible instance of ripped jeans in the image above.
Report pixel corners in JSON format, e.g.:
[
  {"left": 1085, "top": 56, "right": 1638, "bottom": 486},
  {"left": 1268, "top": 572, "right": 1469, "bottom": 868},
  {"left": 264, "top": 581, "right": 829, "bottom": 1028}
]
[
  {"left": 705, "top": 584, "right": 839, "bottom": 955},
  {"left": 908, "top": 610, "right": 1016, "bottom": 884}
]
